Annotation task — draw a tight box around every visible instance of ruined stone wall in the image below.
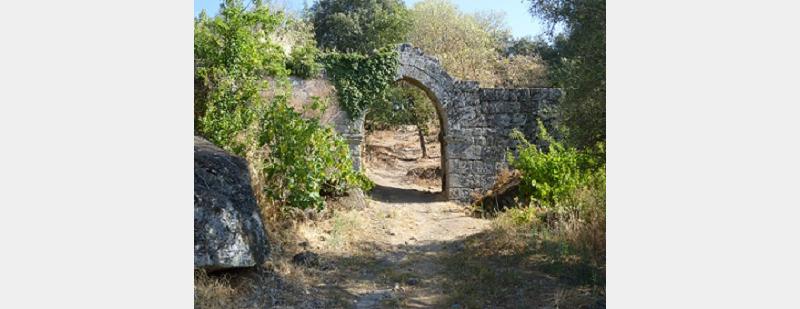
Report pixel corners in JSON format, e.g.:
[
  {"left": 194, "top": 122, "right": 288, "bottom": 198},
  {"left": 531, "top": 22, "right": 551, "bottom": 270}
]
[
  {"left": 393, "top": 45, "right": 562, "bottom": 202},
  {"left": 330, "top": 44, "right": 563, "bottom": 203},
  {"left": 439, "top": 85, "right": 560, "bottom": 201}
]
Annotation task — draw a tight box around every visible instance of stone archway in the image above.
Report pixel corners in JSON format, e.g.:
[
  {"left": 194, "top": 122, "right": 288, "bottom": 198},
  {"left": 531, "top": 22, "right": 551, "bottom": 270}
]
[
  {"left": 394, "top": 44, "right": 456, "bottom": 198},
  {"left": 339, "top": 44, "right": 562, "bottom": 202}
]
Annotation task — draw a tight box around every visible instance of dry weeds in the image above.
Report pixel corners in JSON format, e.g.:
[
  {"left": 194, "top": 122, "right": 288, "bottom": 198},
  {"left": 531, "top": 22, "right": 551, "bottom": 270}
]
[
  {"left": 194, "top": 270, "right": 235, "bottom": 309},
  {"left": 436, "top": 166, "right": 606, "bottom": 308}
]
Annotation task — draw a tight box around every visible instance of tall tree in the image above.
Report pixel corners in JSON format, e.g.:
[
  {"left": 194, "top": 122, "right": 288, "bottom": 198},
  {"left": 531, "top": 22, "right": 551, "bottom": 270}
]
[
  {"left": 310, "top": 0, "right": 410, "bottom": 53},
  {"left": 406, "top": 0, "right": 506, "bottom": 85},
  {"left": 504, "top": 36, "right": 540, "bottom": 57},
  {"left": 194, "top": 0, "right": 288, "bottom": 148},
  {"left": 527, "top": 0, "right": 606, "bottom": 148},
  {"left": 407, "top": 0, "right": 547, "bottom": 88}
]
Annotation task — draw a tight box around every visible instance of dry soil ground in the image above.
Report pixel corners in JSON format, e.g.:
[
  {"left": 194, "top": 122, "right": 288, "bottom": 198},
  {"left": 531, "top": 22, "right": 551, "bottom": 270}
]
[{"left": 196, "top": 127, "right": 603, "bottom": 308}]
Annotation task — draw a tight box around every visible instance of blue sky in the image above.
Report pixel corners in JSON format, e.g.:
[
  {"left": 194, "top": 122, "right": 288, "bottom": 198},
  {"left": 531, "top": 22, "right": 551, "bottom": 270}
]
[{"left": 194, "top": 0, "right": 547, "bottom": 39}]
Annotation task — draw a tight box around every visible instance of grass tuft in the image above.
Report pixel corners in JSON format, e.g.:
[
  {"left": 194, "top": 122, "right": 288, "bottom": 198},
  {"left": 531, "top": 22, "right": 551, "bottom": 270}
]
[{"left": 194, "top": 270, "right": 235, "bottom": 309}]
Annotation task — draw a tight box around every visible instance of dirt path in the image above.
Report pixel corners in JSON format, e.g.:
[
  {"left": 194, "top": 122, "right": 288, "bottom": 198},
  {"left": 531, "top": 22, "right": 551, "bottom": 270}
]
[
  {"left": 297, "top": 128, "right": 491, "bottom": 307},
  {"left": 362, "top": 172, "right": 489, "bottom": 307},
  {"left": 197, "top": 128, "right": 603, "bottom": 308}
]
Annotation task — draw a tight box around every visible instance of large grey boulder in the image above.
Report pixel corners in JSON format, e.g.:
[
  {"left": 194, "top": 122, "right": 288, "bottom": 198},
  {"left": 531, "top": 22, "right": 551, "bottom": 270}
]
[{"left": 194, "top": 136, "right": 269, "bottom": 270}]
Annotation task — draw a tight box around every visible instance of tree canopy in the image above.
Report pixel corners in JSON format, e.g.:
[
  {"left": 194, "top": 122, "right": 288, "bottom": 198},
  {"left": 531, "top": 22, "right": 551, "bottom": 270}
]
[
  {"left": 310, "top": 0, "right": 410, "bottom": 53},
  {"left": 406, "top": 0, "right": 505, "bottom": 85},
  {"left": 526, "top": 0, "right": 606, "bottom": 148},
  {"left": 407, "top": 0, "right": 547, "bottom": 88}
]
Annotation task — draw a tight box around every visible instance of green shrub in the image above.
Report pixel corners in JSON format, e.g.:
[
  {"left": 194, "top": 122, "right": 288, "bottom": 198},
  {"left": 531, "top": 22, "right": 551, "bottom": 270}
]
[
  {"left": 506, "top": 119, "right": 606, "bottom": 272},
  {"left": 257, "top": 96, "right": 373, "bottom": 209},
  {"left": 507, "top": 120, "right": 604, "bottom": 210},
  {"left": 195, "top": 0, "right": 371, "bottom": 211},
  {"left": 194, "top": 1, "right": 288, "bottom": 154}
]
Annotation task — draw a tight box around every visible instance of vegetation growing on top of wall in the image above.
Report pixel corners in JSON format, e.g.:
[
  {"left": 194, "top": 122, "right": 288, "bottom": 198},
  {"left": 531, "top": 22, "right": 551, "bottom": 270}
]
[
  {"left": 268, "top": 8, "right": 322, "bottom": 79},
  {"left": 194, "top": 0, "right": 370, "bottom": 211},
  {"left": 286, "top": 41, "right": 322, "bottom": 79},
  {"left": 319, "top": 48, "right": 400, "bottom": 119}
]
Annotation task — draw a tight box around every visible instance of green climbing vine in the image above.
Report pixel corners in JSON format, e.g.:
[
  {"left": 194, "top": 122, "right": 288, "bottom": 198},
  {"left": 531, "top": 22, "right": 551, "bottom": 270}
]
[{"left": 320, "top": 48, "right": 399, "bottom": 119}]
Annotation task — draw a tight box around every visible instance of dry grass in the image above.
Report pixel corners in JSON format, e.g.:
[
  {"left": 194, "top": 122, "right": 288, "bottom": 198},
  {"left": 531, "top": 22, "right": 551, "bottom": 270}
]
[
  {"left": 438, "top": 178, "right": 606, "bottom": 308},
  {"left": 439, "top": 214, "right": 605, "bottom": 308},
  {"left": 243, "top": 147, "right": 301, "bottom": 262},
  {"left": 326, "top": 211, "right": 360, "bottom": 250},
  {"left": 560, "top": 193, "right": 606, "bottom": 267},
  {"left": 194, "top": 270, "right": 235, "bottom": 309}
]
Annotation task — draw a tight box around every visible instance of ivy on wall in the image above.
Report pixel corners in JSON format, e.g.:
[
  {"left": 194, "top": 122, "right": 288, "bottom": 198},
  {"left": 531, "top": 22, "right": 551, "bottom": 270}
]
[{"left": 320, "top": 48, "right": 399, "bottom": 119}]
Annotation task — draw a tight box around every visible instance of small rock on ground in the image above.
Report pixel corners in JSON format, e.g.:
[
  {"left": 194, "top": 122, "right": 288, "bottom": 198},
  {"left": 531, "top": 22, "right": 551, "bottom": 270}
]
[{"left": 292, "top": 251, "right": 320, "bottom": 267}]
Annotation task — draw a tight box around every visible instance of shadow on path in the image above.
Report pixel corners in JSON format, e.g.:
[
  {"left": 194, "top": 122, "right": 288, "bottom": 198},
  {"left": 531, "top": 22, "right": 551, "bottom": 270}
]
[
  {"left": 369, "top": 183, "right": 446, "bottom": 204},
  {"left": 200, "top": 231, "right": 604, "bottom": 308}
]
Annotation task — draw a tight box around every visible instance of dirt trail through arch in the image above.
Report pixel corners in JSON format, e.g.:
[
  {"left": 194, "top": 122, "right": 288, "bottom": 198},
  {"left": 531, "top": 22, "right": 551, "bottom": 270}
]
[{"left": 297, "top": 128, "right": 490, "bottom": 307}]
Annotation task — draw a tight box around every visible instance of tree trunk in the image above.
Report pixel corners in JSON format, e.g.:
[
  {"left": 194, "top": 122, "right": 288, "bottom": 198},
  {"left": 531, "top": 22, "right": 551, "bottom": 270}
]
[{"left": 418, "top": 126, "right": 427, "bottom": 159}]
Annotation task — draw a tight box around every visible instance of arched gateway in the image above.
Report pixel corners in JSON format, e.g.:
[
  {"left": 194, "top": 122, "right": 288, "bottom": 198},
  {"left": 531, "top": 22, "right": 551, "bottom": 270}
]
[{"left": 339, "top": 44, "right": 562, "bottom": 202}]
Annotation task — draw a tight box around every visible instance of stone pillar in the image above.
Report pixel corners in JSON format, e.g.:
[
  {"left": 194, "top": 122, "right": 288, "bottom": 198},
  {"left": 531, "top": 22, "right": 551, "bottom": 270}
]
[
  {"left": 327, "top": 110, "right": 366, "bottom": 172},
  {"left": 343, "top": 133, "right": 364, "bottom": 171}
]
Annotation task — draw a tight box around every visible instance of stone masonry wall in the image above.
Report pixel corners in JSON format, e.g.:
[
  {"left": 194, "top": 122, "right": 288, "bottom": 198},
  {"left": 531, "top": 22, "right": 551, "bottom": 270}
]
[
  {"left": 334, "top": 44, "right": 562, "bottom": 203},
  {"left": 442, "top": 86, "right": 561, "bottom": 201}
]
